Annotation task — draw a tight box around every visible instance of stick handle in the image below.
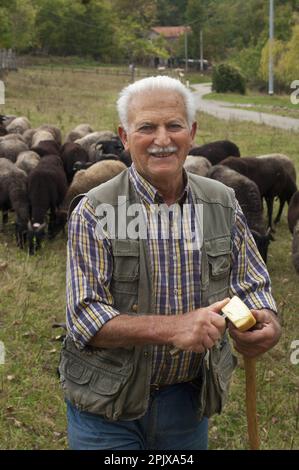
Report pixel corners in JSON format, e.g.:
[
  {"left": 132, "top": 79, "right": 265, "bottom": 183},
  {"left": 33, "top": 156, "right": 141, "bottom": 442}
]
[{"left": 244, "top": 356, "right": 260, "bottom": 450}]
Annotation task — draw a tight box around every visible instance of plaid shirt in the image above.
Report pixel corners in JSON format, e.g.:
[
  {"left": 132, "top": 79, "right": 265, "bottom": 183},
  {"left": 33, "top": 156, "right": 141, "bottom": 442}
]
[{"left": 66, "top": 164, "right": 277, "bottom": 385}]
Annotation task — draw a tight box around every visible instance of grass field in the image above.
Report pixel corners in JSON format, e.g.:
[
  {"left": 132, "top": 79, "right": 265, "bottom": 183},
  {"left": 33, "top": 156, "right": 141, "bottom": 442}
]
[
  {"left": 0, "top": 68, "right": 298, "bottom": 450},
  {"left": 203, "top": 91, "right": 299, "bottom": 119}
]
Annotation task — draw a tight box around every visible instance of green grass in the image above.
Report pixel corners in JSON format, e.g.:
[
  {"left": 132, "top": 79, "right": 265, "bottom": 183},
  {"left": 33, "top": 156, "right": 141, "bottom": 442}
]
[
  {"left": 0, "top": 68, "right": 299, "bottom": 449},
  {"left": 203, "top": 90, "right": 299, "bottom": 119}
]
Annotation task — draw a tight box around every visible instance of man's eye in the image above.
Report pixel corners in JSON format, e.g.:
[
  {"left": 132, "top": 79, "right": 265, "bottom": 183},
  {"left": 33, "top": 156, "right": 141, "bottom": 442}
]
[
  {"left": 139, "top": 125, "right": 154, "bottom": 133},
  {"left": 168, "top": 123, "right": 182, "bottom": 130}
]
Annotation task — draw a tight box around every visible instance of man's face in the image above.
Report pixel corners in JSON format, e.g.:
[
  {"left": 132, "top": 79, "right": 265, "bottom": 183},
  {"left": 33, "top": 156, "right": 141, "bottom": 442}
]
[{"left": 118, "top": 89, "right": 197, "bottom": 184}]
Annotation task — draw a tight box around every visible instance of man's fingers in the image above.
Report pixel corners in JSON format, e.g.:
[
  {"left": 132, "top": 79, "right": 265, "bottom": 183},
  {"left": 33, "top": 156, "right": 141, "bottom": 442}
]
[
  {"left": 229, "top": 324, "right": 266, "bottom": 343},
  {"left": 251, "top": 309, "right": 268, "bottom": 324},
  {"left": 209, "top": 311, "right": 226, "bottom": 334},
  {"left": 209, "top": 298, "right": 231, "bottom": 313},
  {"left": 207, "top": 324, "right": 222, "bottom": 343}
]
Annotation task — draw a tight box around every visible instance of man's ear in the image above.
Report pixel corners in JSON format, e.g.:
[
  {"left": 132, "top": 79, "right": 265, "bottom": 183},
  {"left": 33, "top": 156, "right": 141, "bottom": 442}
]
[
  {"left": 118, "top": 126, "right": 129, "bottom": 151},
  {"left": 190, "top": 122, "right": 197, "bottom": 148}
]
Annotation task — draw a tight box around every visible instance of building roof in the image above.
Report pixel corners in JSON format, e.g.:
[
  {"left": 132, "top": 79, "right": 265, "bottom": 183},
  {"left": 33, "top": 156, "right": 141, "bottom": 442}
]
[{"left": 151, "top": 26, "right": 191, "bottom": 39}]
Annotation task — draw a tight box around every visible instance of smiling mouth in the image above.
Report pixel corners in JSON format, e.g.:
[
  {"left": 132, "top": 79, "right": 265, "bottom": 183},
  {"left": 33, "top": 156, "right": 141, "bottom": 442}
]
[
  {"left": 147, "top": 146, "right": 178, "bottom": 158},
  {"left": 150, "top": 152, "right": 175, "bottom": 158}
]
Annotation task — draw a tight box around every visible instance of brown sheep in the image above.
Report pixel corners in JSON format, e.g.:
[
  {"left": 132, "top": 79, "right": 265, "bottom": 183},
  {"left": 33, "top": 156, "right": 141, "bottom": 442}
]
[{"left": 61, "top": 160, "right": 126, "bottom": 214}]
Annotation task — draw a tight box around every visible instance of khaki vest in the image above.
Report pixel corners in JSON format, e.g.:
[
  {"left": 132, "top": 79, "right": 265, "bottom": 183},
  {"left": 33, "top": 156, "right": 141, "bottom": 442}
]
[{"left": 59, "top": 170, "right": 237, "bottom": 421}]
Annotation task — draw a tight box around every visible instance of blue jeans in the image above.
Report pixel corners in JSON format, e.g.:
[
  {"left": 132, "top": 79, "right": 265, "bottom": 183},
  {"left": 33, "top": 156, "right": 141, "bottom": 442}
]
[{"left": 67, "top": 382, "right": 208, "bottom": 450}]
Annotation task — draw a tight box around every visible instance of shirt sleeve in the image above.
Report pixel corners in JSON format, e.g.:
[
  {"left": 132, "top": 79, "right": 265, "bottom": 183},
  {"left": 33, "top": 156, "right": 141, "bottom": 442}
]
[
  {"left": 66, "top": 197, "right": 120, "bottom": 349},
  {"left": 229, "top": 200, "right": 277, "bottom": 313}
]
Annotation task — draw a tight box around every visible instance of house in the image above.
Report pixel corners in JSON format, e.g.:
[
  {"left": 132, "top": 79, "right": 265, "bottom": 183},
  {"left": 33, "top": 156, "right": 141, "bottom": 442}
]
[{"left": 149, "top": 26, "right": 191, "bottom": 67}]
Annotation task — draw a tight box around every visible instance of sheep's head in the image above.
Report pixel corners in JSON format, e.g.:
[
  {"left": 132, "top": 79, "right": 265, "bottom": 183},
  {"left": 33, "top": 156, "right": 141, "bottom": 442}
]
[
  {"left": 27, "top": 220, "right": 46, "bottom": 255},
  {"left": 251, "top": 227, "right": 274, "bottom": 264}
]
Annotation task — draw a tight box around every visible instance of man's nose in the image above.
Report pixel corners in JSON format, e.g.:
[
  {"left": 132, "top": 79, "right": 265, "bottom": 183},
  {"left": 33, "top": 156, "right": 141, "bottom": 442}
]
[{"left": 154, "top": 126, "right": 171, "bottom": 146}]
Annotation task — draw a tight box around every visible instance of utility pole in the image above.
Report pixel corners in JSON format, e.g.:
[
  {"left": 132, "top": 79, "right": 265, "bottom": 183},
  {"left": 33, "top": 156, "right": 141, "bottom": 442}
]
[
  {"left": 184, "top": 27, "right": 188, "bottom": 73},
  {"left": 269, "top": 0, "right": 274, "bottom": 95}
]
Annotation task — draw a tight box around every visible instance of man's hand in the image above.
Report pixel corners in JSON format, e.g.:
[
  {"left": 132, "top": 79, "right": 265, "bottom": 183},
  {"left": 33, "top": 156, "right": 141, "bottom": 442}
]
[
  {"left": 171, "top": 298, "right": 229, "bottom": 353},
  {"left": 228, "top": 308, "right": 281, "bottom": 358}
]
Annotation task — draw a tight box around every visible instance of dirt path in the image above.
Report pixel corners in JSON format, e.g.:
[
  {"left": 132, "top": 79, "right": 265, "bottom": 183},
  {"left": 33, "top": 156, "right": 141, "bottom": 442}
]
[{"left": 192, "top": 83, "right": 299, "bottom": 132}]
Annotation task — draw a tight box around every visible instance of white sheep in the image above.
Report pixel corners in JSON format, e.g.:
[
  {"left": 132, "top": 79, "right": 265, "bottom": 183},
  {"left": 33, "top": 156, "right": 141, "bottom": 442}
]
[
  {"left": 15, "top": 151, "right": 40, "bottom": 175},
  {"left": 62, "top": 160, "right": 126, "bottom": 212},
  {"left": 37, "top": 124, "right": 62, "bottom": 145},
  {"left": 31, "top": 130, "right": 55, "bottom": 148},
  {"left": 184, "top": 155, "right": 212, "bottom": 177},
  {"left": 0, "top": 138, "right": 29, "bottom": 162},
  {"left": 75, "top": 131, "right": 116, "bottom": 153},
  {"left": 6, "top": 116, "right": 31, "bottom": 134},
  {"left": 65, "top": 123, "right": 93, "bottom": 143}
]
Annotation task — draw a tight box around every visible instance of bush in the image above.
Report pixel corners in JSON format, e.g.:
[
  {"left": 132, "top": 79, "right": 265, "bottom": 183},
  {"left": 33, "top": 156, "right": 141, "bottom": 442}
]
[{"left": 212, "top": 63, "right": 246, "bottom": 94}]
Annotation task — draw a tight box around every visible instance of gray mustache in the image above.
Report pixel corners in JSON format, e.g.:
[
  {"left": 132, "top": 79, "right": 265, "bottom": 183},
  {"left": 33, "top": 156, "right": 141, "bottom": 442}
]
[{"left": 148, "top": 146, "right": 178, "bottom": 155}]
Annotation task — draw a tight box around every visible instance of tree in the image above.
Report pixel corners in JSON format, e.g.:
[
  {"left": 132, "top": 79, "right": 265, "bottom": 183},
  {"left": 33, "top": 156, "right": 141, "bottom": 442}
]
[
  {"left": 35, "top": 0, "right": 117, "bottom": 59},
  {"left": 155, "top": 0, "right": 186, "bottom": 26},
  {"left": 259, "top": 39, "right": 286, "bottom": 90},
  {"left": 276, "top": 24, "right": 299, "bottom": 87}
]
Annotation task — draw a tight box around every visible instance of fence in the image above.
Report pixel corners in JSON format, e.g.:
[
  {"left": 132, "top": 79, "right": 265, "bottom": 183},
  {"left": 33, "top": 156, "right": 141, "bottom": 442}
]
[{"left": 0, "top": 49, "right": 17, "bottom": 72}]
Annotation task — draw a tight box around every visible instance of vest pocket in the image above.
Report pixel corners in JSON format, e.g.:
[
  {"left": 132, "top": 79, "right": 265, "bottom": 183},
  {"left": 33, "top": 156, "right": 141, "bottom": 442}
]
[
  {"left": 111, "top": 239, "right": 139, "bottom": 312},
  {"left": 203, "top": 336, "right": 237, "bottom": 418},
  {"left": 60, "top": 340, "right": 134, "bottom": 420},
  {"left": 203, "top": 236, "right": 231, "bottom": 305}
]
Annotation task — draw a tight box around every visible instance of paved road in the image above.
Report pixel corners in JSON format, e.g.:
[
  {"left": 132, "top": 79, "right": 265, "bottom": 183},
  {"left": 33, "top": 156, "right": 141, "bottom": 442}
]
[{"left": 192, "top": 83, "right": 299, "bottom": 132}]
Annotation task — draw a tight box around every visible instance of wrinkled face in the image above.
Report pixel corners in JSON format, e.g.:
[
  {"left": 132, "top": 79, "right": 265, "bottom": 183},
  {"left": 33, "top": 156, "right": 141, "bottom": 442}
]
[{"left": 118, "top": 89, "right": 196, "bottom": 185}]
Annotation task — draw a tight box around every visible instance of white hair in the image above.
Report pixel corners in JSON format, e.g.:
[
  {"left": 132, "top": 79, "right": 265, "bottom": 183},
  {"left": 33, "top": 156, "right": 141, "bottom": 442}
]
[{"left": 117, "top": 75, "right": 196, "bottom": 132}]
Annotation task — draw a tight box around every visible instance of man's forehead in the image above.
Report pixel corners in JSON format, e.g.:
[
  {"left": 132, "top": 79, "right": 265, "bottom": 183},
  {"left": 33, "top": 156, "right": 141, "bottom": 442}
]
[
  {"left": 132, "top": 89, "right": 183, "bottom": 107},
  {"left": 127, "top": 90, "right": 186, "bottom": 121}
]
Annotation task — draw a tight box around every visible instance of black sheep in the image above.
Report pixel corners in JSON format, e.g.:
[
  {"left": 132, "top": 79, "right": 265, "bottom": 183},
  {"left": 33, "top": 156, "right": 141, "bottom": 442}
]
[
  {"left": 95, "top": 136, "right": 124, "bottom": 158},
  {"left": 32, "top": 139, "right": 61, "bottom": 157},
  {"left": 207, "top": 165, "right": 273, "bottom": 263},
  {"left": 220, "top": 156, "right": 295, "bottom": 230},
  {"left": 0, "top": 115, "right": 8, "bottom": 137},
  {"left": 60, "top": 142, "right": 89, "bottom": 183},
  {"left": 189, "top": 140, "right": 240, "bottom": 165},
  {"left": 288, "top": 191, "right": 299, "bottom": 234},
  {"left": 27, "top": 154, "right": 68, "bottom": 254},
  {"left": 0, "top": 158, "right": 30, "bottom": 248}
]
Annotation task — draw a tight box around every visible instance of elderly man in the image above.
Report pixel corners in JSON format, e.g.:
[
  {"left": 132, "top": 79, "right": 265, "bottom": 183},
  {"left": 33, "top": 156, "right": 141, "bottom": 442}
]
[{"left": 59, "top": 76, "right": 281, "bottom": 450}]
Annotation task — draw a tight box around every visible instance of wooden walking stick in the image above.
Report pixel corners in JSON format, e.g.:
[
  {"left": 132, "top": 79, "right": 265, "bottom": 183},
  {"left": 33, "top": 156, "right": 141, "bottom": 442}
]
[
  {"left": 222, "top": 296, "right": 260, "bottom": 450},
  {"left": 170, "top": 296, "right": 260, "bottom": 449},
  {"left": 244, "top": 356, "right": 259, "bottom": 449}
]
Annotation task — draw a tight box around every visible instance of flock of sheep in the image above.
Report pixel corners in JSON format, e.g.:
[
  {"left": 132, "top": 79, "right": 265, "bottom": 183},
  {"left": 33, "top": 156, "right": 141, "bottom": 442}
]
[{"left": 0, "top": 114, "right": 298, "bottom": 274}]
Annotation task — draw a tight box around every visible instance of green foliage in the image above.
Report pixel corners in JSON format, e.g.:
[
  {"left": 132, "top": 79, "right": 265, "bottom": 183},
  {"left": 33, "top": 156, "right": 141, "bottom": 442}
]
[
  {"left": 0, "top": 0, "right": 298, "bottom": 70},
  {"left": 231, "top": 44, "right": 264, "bottom": 87},
  {"left": 259, "top": 21, "right": 299, "bottom": 92},
  {"left": 156, "top": 0, "right": 187, "bottom": 26},
  {"left": 35, "top": 0, "right": 118, "bottom": 59},
  {"left": 0, "top": 7, "right": 12, "bottom": 48},
  {"left": 276, "top": 24, "right": 299, "bottom": 87},
  {"left": 212, "top": 63, "right": 246, "bottom": 94}
]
